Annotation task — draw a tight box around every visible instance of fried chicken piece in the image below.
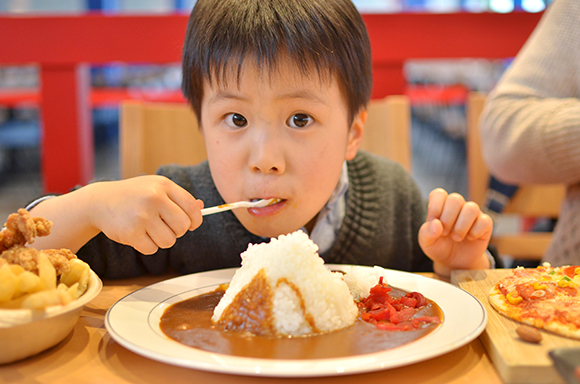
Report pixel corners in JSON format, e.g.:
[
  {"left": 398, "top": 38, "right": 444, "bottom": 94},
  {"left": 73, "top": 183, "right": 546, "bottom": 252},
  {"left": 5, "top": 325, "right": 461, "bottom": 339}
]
[
  {"left": 42, "top": 248, "right": 78, "bottom": 276},
  {"left": 0, "top": 209, "right": 78, "bottom": 277},
  {"left": 0, "top": 209, "right": 52, "bottom": 253},
  {"left": 0, "top": 246, "right": 76, "bottom": 276},
  {"left": 1, "top": 246, "right": 42, "bottom": 274}
]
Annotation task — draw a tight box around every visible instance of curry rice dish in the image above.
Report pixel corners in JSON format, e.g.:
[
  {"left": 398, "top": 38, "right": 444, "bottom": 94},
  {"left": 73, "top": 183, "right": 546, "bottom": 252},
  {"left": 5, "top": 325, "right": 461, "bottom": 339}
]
[{"left": 160, "top": 231, "right": 443, "bottom": 359}]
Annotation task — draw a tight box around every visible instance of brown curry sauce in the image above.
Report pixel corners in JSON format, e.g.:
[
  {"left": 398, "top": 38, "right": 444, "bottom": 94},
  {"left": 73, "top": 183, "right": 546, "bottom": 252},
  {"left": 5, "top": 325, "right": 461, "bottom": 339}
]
[{"left": 160, "top": 285, "right": 443, "bottom": 360}]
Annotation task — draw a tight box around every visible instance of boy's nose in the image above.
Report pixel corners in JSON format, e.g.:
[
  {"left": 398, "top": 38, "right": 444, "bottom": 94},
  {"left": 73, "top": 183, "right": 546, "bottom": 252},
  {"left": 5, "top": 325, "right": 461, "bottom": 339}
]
[
  {"left": 251, "top": 163, "right": 281, "bottom": 174},
  {"left": 247, "top": 128, "right": 285, "bottom": 175}
]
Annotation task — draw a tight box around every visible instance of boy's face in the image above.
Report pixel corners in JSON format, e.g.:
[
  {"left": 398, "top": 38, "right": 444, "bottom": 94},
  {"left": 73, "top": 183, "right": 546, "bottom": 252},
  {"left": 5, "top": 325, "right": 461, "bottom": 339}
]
[{"left": 200, "top": 58, "right": 365, "bottom": 238}]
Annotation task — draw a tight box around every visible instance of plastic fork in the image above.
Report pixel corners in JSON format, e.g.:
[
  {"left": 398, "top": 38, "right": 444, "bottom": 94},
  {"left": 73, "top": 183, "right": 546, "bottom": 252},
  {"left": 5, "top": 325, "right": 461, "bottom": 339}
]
[{"left": 201, "top": 198, "right": 280, "bottom": 216}]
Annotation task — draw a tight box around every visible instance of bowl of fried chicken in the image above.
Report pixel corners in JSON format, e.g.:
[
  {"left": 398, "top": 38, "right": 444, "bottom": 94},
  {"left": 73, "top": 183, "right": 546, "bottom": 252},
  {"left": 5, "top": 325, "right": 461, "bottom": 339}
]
[{"left": 0, "top": 209, "right": 102, "bottom": 364}]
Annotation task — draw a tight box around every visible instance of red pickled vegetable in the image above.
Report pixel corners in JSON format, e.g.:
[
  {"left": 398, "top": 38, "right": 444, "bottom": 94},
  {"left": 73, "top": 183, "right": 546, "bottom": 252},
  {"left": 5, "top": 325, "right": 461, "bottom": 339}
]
[{"left": 358, "top": 277, "right": 440, "bottom": 331}]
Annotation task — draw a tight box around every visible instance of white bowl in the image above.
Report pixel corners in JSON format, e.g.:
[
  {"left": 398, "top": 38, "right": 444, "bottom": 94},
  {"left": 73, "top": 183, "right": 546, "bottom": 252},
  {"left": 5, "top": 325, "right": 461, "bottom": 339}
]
[{"left": 0, "top": 270, "right": 102, "bottom": 364}]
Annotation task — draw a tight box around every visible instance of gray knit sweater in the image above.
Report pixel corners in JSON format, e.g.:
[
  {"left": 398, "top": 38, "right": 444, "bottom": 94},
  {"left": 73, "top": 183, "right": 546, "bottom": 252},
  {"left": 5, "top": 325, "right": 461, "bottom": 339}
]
[
  {"left": 77, "top": 151, "right": 432, "bottom": 278},
  {"left": 480, "top": 0, "right": 580, "bottom": 265}
]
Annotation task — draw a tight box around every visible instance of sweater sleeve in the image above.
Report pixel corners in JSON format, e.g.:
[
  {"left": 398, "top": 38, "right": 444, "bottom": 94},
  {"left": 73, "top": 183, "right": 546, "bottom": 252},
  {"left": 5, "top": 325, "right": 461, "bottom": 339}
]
[
  {"left": 76, "top": 232, "right": 170, "bottom": 279},
  {"left": 480, "top": 0, "right": 580, "bottom": 185}
]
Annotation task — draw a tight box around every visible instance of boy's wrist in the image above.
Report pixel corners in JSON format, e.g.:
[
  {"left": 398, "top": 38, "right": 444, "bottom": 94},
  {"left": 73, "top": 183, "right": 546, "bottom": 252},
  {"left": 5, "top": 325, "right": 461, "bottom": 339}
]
[
  {"left": 78, "top": 183, "right": 104, "bottom": 231},
  {"left": 485, "top": 249, "right": 496, "bottom": 269},
  {"left": 433, "top": 262, "right": 452, "bottom": 279},
  {"left": 433, "top": 251, "right": 493, "bottom": 278}
]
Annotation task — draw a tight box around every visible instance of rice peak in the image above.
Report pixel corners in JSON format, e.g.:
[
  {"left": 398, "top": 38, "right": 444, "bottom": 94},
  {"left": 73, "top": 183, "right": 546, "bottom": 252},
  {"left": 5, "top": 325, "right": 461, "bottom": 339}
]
[{"left": 212, "top": 230, "right": 358, "bottom": 336}]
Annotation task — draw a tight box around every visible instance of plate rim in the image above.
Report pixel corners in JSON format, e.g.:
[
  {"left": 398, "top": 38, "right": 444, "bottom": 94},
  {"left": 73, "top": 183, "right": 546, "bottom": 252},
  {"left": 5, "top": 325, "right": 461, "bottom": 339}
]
[{"left": 105, "top": 265, "right": 487, "bottom": 377}]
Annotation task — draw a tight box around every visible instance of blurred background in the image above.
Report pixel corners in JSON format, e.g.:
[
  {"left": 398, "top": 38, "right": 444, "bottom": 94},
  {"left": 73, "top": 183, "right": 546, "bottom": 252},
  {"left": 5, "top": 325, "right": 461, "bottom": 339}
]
[{"left": 0, "top": 0, "right": 552, "bottom": 221}]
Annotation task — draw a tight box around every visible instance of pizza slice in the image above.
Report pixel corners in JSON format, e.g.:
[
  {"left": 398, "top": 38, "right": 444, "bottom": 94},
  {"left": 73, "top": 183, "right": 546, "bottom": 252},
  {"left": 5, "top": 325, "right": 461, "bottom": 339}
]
[{"left": 489, "top": 264, "right": 580, "bottom": 339}]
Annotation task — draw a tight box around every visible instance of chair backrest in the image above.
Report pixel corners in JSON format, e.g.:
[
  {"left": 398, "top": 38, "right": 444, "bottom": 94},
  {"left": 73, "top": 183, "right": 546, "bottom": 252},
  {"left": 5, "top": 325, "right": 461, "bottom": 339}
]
[
  {"left": 119, "top": 95, "right": 411, "bottom": 179},
  {"left": 362, "top": 95, "right": 412, "bottom": 172},
  {"left": 120, "top": 101, "right": 206, "bottom": 179},
  {"left": 466, "top": 92, "right": 566, "bottom": 259}
]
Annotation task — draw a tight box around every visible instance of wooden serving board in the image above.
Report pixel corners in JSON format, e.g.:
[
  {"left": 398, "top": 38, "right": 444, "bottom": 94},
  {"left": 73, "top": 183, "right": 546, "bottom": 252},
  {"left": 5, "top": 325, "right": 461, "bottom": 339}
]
[{"left": 451, "top": 269, "right": 580, "bottom": 384}]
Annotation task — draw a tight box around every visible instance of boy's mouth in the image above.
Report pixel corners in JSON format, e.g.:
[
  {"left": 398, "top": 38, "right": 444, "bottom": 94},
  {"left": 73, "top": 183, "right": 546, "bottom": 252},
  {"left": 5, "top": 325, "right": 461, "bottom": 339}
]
[
  {"left": 248, "top": 198, "right": 285, "bottom": 216},
  {"left": 251, "top": 198, "right": 283, "bottom": 206}
]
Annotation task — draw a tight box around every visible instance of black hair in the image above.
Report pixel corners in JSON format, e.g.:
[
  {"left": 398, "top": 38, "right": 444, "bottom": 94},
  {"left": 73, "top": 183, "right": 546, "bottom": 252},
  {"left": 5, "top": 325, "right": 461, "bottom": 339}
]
[{"left": 181, "top": 0, "right": 372, "bottom": 124}]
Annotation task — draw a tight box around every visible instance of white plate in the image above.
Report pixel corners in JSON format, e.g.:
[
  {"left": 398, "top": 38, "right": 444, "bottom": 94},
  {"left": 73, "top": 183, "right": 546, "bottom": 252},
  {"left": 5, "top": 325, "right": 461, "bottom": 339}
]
[{"left": 105, "top": 265, "right": 487, "bottom": 377}]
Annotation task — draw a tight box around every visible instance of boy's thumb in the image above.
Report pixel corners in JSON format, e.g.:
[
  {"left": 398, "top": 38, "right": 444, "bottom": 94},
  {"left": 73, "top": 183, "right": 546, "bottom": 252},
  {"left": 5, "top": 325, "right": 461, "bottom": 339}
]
[{"left": 418, "top": 219, "right": 443, "bottom": 248}]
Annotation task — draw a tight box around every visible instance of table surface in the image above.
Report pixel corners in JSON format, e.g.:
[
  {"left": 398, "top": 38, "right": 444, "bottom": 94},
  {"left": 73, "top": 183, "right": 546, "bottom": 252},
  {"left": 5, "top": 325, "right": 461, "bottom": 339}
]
[{"left": 0, "top": 273, "right": 504, "bottom": 384}]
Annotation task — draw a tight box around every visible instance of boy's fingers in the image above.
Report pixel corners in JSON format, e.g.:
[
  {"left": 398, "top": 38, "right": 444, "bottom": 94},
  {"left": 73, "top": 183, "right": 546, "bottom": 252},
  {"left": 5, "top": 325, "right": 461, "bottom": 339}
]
[
  {"left": 158, "top": 202, "right": 195, "bottom": 238},
  {"left": 147, "top": 218, "right": 179, "bottom": 250},
  {"left": 130, "top": 233, "right": 159, "bottom": 255},
  {"left": 427, "top": 188, "right": 448, "bottom": 220},
  {"left": 466, "top": 213, "right": 494, "bottom": 241},
  {"left": 166, "top": 183, "right": 204, "bottom": 230},
  {"left": 438, "top": 193, "right": 465, "bottom": 236},
  {"left": 419, "top": 218, "right": 443, "bottom": 248},
  {"left": 449, "top": 201, "right": 480, "bottom": 241}
]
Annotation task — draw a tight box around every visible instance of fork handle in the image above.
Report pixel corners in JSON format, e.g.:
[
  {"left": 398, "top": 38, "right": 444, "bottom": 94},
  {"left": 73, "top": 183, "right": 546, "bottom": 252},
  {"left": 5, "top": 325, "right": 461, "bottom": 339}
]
[{"left": 201, "top": 205, "right": 235, "bottom": 216}]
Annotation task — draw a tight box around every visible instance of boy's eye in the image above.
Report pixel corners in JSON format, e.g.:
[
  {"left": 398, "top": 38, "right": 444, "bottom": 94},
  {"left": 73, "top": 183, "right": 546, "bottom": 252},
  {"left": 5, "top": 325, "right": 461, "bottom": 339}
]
[
  {"left": 225, "top": 113, "right": 248, "bottom": 128},
  {"left": 287, "top": 113, "right": 312, "bottom": 128}
]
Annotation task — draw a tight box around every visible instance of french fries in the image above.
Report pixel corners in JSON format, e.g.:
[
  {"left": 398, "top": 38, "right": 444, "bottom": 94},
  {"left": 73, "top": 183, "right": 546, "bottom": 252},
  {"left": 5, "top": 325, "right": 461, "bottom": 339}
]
[
  {"left": 60, "top": 258, "right": 90, "bottom": 297},
  {"left": 0, "top": 209, "right": 92, "bottom": 310},
  {"left": 0, "top": 252, "right": 91, "bottom": 310},
  {"left": 0, "top": 264, "right": 17, "bottom": 303}
]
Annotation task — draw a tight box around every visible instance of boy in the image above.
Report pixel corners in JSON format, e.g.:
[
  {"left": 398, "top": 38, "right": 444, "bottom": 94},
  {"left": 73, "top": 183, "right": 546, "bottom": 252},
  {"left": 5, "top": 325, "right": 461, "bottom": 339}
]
[{"left": 30, "top": 0, "right": 493, "bottom": 278}]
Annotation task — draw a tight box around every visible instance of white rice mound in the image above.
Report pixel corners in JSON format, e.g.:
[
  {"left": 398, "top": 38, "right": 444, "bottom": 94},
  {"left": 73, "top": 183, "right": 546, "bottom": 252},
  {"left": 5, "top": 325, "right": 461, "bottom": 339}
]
[
  {"left": 212, "top": 230, "right": 358, "bottom": 336},
  {"left": 340, "top": 265, "right": 389, "bottom": 301}
]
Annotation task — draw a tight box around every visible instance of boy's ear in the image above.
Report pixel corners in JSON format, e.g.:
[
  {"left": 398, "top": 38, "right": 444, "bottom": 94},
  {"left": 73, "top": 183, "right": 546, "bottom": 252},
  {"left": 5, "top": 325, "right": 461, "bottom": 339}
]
[{"left": 345, "top": 109, "right": 366, "bottom": 161}]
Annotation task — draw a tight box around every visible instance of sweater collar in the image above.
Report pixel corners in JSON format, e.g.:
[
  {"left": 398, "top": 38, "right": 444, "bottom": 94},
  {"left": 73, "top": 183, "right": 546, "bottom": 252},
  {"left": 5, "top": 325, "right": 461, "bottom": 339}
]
[
  {"left": 321, "top": 151, "right": 380, "bottom": 264},
  {"left": 306, "top": 161, "right": 349, "bottom": 253}
]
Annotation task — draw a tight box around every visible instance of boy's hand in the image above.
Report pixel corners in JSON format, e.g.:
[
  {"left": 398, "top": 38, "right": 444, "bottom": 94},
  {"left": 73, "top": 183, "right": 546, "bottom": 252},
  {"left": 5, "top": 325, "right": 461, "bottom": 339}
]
[
  {"left": 88, "top": 175, "right": 204, "bottom": 255},
  {"left": 418, "top": 188, "right": 493, "bottom": 276}
]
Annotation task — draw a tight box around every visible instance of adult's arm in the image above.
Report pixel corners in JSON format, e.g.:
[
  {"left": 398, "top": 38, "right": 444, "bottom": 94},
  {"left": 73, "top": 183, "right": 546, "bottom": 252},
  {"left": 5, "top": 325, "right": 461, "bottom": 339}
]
[{"left": 480, "top": 0, "right": 580, "bottom": 185}]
